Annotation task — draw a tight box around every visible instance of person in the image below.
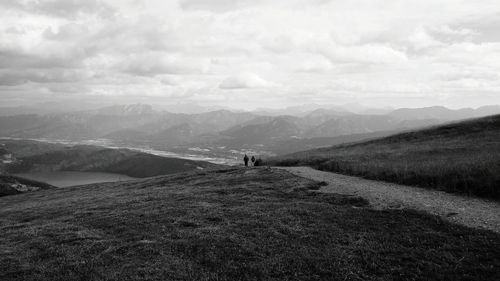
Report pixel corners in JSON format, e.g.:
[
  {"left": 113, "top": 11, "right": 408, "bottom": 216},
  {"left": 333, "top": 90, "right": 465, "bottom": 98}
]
[
  {"left": 251, "top": 155, "right": 256, "bottom": 166},
  {"left": 243, "top": 154, "right": 249, "bottom": 166}
]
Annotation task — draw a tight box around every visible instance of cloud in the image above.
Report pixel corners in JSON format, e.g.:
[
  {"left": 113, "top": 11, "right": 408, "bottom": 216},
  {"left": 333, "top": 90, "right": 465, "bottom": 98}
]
[
  {"left": 43, "top": 23, "right": 89, "bottom": 41},
  {"left": 315, "top": 42, "right": 408, "bottom": 64},
  {"left": 119, "top": 52, "right": 210, "bottom": 76},
  {"left": 0, "top": 49, "right": 84, "bottom": 69},
  {"left": 219, "top": 73, "right": 275, "bottom": 89},
  {"left": 0, "top": 68, "right": 90, "bottom": 86},
  {"left": 1, "top": 0, "right": 500, "bottom": 109},
  {"left": 179, "top": 0, "right": 262, "bottom": 13},
  {"left": 295, "top": 56, "right": 333, "bottom": 73},
  {"left": 0, "top": 0, "right": 115, "bottom": 19},
  {"left": 407, "top": 26, "right": 444, "bottom": 50}
]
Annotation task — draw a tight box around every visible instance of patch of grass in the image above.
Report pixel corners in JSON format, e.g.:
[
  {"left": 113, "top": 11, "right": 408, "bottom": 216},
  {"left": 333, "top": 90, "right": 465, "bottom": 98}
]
[
  {"left": 268, "top": 115, "right": 500, "bottom": 200},
  {"left": 305, "top": 181, "right": 329, "bottom": 190},
  {"left": 0, "top": 168, "right": 499, "bottom": 280},
  {"left": 0, "top": 175, "right": 56, "bottom": 197}
]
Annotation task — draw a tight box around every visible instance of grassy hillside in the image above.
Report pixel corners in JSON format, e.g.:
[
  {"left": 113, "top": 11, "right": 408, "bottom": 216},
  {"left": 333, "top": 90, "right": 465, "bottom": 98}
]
[
  {"left": 0, "top": 139, "right": 67, "bottom": 158},
  {"left": 2, "top": 141, "right": 219, "bottom": 178},
  {"left": 268, "top": 115, "right": 500, "bottom": 200},
  {"left": 0, "top": 175, "right": 55, "bottom": 197},
  {"left": 1, "top": 168, "right": 499, "bottom": 280}
]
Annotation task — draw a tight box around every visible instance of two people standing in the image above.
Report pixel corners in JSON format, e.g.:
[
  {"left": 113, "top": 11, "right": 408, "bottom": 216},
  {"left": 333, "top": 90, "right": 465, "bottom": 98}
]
[{"left": 243, "top": 154, "right": 259, "bottom": 166}]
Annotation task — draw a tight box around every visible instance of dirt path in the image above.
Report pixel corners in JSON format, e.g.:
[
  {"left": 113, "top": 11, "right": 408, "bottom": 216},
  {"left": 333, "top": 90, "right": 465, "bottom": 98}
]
[{"left": 278, "top": 166, "right": 500, "bottom": 233}]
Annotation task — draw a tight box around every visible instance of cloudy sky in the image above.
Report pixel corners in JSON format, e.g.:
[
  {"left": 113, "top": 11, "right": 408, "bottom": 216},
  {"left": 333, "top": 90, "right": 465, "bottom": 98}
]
[{"left": 1, "top": 0, "right": 500, "bottom": 110}]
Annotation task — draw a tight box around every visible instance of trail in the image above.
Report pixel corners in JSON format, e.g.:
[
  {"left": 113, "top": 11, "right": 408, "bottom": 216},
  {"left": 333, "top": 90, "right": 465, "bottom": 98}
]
[{"left": 278, "top": 166, "right": 500, "bottom": 233}]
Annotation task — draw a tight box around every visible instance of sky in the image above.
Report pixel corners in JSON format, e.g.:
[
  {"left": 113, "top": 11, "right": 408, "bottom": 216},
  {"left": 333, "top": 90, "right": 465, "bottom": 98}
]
[{"left": 1, "top": 0, "right": 500, "bottom": 110}]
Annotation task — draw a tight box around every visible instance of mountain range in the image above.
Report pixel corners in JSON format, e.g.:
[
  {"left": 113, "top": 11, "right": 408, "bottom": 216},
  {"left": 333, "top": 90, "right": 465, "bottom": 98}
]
[{"left": 0, "top": 104, "right": 499, "bottom": 157}]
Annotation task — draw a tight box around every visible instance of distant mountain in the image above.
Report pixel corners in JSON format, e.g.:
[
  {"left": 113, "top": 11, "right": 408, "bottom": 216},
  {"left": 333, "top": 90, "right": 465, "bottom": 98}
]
[
  {"left": 388, "top": 106, "right": 500, "bottom": 121},
  {"left": 1, "top": 104, "right": 499, "bottom": 158},
  {"left": 475, "top": 105, "right": 500, "bottom": 116},
  {"left": 0, "top": 106, "right": 257, "bottom": 143},
  {"left": 192, "top": 110, "right": 257, "bottom": 131},
  {"left": 306, "top": 115, "right": 441, "bottom": 138},
  {"left": 218, "top": 113, "right": 443, "bottom": 146},
  {"left": 221, "top": 116, "right": 302, "bottom": 144},
  {"left": 90, "top": 104, "right": 155, "bottom": 116},
  {"left": 267, "top": 130, "right": 404, "bottom": 155}
]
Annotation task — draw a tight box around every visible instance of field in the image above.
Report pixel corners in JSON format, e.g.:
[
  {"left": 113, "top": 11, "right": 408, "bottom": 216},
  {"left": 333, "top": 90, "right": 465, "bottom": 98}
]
[
  {"left": 268, "top": 115, "right": 500, "bottom": 200},
  {"left": 1, "top": 168, "right": 499, "bottom": 280}
]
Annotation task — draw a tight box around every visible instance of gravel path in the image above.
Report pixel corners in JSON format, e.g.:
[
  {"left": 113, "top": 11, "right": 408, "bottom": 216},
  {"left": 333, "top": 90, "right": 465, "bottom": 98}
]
[{"left": 279, "top": 166, "right": 500, "bottom": 233}]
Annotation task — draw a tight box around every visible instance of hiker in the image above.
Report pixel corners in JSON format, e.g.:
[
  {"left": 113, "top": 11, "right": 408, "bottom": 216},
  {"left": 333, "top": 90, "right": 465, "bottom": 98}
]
[
  {"left": 251, "top": 156, "right": 256, "bottom": 166},
  {"left": 243, "top": 154, "right": 249, "bottom": 166}
]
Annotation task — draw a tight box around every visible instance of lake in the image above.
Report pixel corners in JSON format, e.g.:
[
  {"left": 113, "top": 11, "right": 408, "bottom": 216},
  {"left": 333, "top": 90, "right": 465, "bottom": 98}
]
[{"left": 15, "top": 171, "right": 138, "bottom": 188}]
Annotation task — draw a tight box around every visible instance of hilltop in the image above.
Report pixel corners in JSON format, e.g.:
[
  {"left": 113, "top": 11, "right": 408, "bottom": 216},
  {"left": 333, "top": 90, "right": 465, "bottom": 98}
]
[
  {"left": 1, "top": 167, "right": 499, "bottom": 280},
  {"left": 268, "top": 114, "right": 500, "bottom": 200}
]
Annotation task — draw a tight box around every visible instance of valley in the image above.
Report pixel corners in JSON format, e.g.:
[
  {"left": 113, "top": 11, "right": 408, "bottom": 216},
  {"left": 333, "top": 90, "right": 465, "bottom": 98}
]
[
  {"left": 0, "top": 139, "right": 221, "bottom": 195},
  {"left": 2, "top": 104, "right": 499, "bottom": 164}
]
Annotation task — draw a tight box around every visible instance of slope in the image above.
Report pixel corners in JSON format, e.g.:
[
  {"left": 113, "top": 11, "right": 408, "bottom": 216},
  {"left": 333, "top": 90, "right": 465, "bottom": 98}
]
[
  {"left": 2, "top": 140, "right": 220, "bottom": 178},
  {"left": 0, "top": 167, "right": 499, "bottom": 280},
  {"left": 268, "top": 114, "right": 500, "bottom": 199},
  {"left": 0, "top": 175, "right": 56, "bottom": 197}
]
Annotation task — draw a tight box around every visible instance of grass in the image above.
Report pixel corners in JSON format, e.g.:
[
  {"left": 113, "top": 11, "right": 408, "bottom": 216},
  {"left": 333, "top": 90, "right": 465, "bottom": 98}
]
[
  {"left": 0, "top": 175, "right": 55, "bottom": 197},
  {"left": 4, "top": 143, "right": 219, "bottom": 178},
  {"left": 1, "top": 167, "right": 499, "bottom": 280},
  {"left": 268, "top": 115, "right": 500, "bottom": 200}
]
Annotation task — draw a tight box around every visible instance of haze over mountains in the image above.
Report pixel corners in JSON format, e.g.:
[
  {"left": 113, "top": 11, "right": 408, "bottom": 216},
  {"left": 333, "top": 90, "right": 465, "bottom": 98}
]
[{"left": 1, "top": 104, "right": 499, "bottom": 159}]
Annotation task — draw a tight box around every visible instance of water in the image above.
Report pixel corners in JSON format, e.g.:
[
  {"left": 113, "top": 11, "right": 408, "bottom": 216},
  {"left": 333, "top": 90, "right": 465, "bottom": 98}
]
[{"left": 15, "top": 171, "right": 137, "bottom": 188}]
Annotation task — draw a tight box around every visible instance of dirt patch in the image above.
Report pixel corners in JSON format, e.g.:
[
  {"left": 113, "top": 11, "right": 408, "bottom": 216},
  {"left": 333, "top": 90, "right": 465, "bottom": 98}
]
[{"left": 279, "top": 166, "right": 500, "bottom": 233}]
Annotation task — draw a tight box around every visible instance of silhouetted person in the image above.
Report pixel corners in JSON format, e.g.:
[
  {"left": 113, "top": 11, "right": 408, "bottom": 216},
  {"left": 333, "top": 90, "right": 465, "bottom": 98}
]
[
  {"left": 251, "top": 156, "right": 256, "bottom": 166},
  {"left": 243, "top": 154, "right": 249, "bottom": 166}
]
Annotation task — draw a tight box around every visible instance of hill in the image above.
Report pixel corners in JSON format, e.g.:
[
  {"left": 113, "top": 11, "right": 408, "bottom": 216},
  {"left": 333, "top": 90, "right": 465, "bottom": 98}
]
[
  {"left": 1, "top": 167, "right": 499, "bottom": 280},
  {"left": 0, "top": 175, "right": 55, "bottom": 197},
  {"left": 268, "top": 115, "right": 500, "bottom": 200},
  {"left": 1, "top": 140, "right": 220, "bottom": 178}
]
